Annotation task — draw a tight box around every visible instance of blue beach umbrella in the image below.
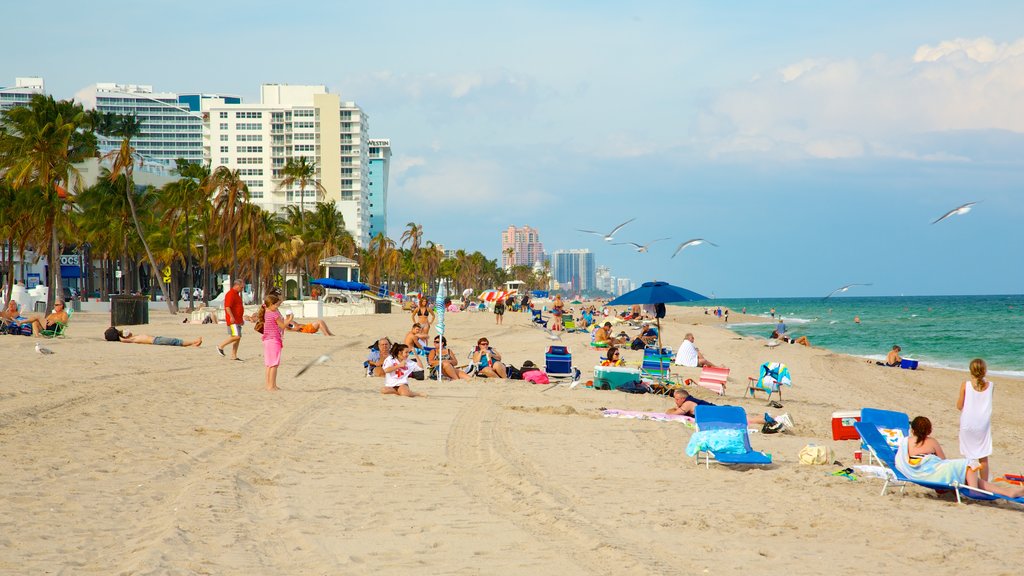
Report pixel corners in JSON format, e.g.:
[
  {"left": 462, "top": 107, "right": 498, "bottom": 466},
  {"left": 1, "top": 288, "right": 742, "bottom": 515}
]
[{"left": 606, "top": 281, "right": 709, "bottom": 365}]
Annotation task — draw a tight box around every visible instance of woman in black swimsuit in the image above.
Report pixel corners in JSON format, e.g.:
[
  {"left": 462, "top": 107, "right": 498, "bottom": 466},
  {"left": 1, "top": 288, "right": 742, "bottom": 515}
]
[{"left": 412, "top": 296, "right": 435, "bottom": 336}]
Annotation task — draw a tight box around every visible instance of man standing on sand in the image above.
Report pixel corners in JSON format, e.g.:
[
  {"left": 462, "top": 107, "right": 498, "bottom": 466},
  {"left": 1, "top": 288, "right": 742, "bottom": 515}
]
[{"left": 217, "top": 279, "right": 246, "bottom": 361}]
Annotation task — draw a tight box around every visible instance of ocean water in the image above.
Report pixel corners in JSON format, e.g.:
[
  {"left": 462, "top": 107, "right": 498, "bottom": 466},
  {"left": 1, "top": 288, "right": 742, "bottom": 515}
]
[{"left": 676, "top": 295, "right": 1024, "bottom": 377}]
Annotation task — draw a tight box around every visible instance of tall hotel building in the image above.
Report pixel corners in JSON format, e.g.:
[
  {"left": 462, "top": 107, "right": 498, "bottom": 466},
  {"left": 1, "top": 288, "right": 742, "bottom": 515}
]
[
  {"left": 500, "top": 226, "right": 545, "bottom": 269},
  {"left": 203, "top": 84, "right": 376, "bottom": 248},
  {"left": 367, "top": 139, "right": 391, "bottom": 240},
  {"left": 0, "top": 76, "right": 45, "bottom": 111},
  {"left": 551, "top": 249, "right": 596, "bottom": 293},
  {"left": 74, "top": 83, "right": 240, "bottom": 167}
]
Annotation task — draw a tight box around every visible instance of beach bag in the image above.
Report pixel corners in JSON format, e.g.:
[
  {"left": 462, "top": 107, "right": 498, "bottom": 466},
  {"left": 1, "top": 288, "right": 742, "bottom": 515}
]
[
  {"left": 254, "top": 320, "right": 264, "bottom": 334},
  {"left": 19, "top": 324, "right": 32, "bottom": 336},
  {"left": 506, "top": 365, "right": 523, "bottom": 380},
  {"left": 618, "top": 380, "right": 652, "bottom": 394},
  {"left": 798, "top": 444, "right": 834, "bottom": 465},
  {"left": 522, "top": 370, "right": 549, "bottom": 384}
]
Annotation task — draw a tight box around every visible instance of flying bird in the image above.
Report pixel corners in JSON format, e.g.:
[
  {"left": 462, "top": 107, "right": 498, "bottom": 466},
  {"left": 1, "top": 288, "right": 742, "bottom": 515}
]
[
  {"left": 296, "top": 352, "right": 336, "bottom": 377},
  {"left": 541, "top": 326, "right": 563, "bottom": 341},
  {"left": 932, "top": 201, "right": 979, "bottom": 224},
  {"left": 576, "top": 218, "right": 636, "bottom": 242},
  {"left": 613, "top": 238, "right": 670, "bottom": 253},
  {"left": 671, "top": 238, "right": 719, "bottom": 258},
  {"left": 35, "top": 342, "right": 55, "bottom": 355},
  {"left": 823, "top": 283, "right": 873, "bottom": 300}
]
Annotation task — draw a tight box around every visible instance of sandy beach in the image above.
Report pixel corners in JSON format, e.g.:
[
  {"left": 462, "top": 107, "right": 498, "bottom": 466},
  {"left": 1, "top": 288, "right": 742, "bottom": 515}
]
[{"left": 2, "top": 304, "right": 1022, "bottom": 574}]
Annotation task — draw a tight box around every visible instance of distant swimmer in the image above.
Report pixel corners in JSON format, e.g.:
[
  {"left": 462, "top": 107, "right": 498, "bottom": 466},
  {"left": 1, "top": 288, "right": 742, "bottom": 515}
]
[{"left": 854, "top": 316, "right": 861, "bottom": 324}]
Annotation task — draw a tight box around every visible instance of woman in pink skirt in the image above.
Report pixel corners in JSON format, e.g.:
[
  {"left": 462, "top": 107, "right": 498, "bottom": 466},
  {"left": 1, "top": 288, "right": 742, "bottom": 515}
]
[{"left": 259, "top": 293, "right": 288, "bottom": 392}]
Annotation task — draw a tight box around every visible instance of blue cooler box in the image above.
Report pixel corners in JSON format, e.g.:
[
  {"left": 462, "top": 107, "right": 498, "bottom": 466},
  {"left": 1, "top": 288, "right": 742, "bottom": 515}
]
[
  {"left": 593, "top": 366, "right": 642, "bottom": 390},
  {"left": 546, "top": 345, "right": 572, "bottom": 375},
  {"left": 900, "top": 358, "right": 919, "bottom": 370}
]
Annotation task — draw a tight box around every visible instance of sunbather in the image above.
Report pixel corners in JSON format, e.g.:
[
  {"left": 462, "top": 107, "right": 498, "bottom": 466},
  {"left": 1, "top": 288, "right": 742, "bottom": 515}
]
[
  {"left": 381, "top": 344, "right": 426, "bottom": 398},
  {"left": 666, "top": 389, "right": 787, "bottom": 432},
  {"left": 594, "top": 322, "right": 627, "bottom": 346},
  {"left": 471, "top": 337, "right": 508, "bottom": 378},
  {"left": 103, "top": 327, "right": 202, "bottom": 347},
  {"left": 286, "top": 318, "right": 335, "bottom": 336},
  {"left": 1, "top": 299, "right": 19, "bottom": 322},
  {"left": 900, "top": 416, "right": 1023, "bottom": 498},
  {"left": 366, "top": 338, "right": 391, "bottom": 376},
  {"left": 404, "top": 322, "right": 429, "bottom": 369},
  {"left": 876, "top": 345, "right": 902, "bottom": 366},
  {"left": 600, "top": 346, "right": 626, "bottom": 367},
  {"left": 428, "top": 335, "right": 472, "bottom": 380},
  {"left": 22, "top": 300, "right": 69, "bottom": 336},
  {"left": 674, "top": 333, "right": 722, "bottom": 368},
  {"left": 770, "top": 330, "right": 810, "bottom": 347}
]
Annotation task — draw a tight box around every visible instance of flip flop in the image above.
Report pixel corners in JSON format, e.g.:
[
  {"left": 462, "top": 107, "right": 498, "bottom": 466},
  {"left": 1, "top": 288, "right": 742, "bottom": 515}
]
[{"left": 217, "top": 347, "right": 225, "bottom": 357}]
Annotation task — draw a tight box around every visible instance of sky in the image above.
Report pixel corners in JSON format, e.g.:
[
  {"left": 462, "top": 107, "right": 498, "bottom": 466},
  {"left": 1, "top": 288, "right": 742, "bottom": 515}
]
[{"left": 4, "top": 1, "right": 1024, "bottom": 297}]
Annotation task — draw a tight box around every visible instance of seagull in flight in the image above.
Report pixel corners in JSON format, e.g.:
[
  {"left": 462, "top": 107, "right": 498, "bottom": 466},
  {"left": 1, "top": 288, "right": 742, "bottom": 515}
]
[
  {"left": 671, "top": 238, "right": 719, "bottom": 258},
  {"left": 823, "top": 283, "right": 873, "bottom": 300},
  {"left": 932, "top": 201, "right": 979, "bottom": 224},
  {"left": 296, "top": 350, "right": 339, "bottom": 377},
  {"left": 577, "top": 218, "right": 635, "bottom": 242},
  {"left": 541, "top": 326, "right": 563, "bottom": 341},
  {"left": 35, "top": 342, "right": 55, "bottom": 355},
  {"left": 613, "top": 238, "right": 670, "bottom": 253}
]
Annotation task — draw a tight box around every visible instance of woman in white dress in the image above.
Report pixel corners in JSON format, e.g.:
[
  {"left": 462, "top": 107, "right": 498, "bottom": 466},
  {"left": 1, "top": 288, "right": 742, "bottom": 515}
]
[{"left": 957, "top": 358, "right": 993, "bottom": 481}]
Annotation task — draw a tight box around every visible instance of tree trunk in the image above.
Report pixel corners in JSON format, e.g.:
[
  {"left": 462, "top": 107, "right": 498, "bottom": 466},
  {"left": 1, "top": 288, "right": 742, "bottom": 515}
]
[
  {"left": 48, "top": 219, "right": 61, "bottom": 309},
  {"left": 125, "top": 184, "right": 176, "bottom": 313}
]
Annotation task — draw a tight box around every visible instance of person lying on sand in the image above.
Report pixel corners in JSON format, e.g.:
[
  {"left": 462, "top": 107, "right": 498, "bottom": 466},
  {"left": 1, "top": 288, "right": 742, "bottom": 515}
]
[
  {"left": 770, "top": 330, "right": 810, "bottom": 347},
  {"left": 286, "top": 318, "right": 335, "bottom": 336},
  {"left": 104, "top": 327, "right": 202, "bottom": 347}
]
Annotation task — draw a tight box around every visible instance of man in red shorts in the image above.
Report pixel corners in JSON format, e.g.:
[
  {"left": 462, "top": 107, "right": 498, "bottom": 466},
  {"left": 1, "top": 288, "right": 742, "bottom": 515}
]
[{"left": 217, "top": 278, "right": 246, "bottom": 361}]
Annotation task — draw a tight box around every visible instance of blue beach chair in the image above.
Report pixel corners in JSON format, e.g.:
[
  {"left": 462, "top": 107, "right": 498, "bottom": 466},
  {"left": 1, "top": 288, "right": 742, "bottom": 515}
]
[
  {"left": 530, "top": 308, "right": 548, "bottom": 328},
  {"left": 854, "top": 421, "right": 1020, "bottom": 505},
  {"left": 859, "top": 408, "right": 910, "bottom": 466},
  {"left": 690, "top": 405, "right": 773, "bottom": 468}
]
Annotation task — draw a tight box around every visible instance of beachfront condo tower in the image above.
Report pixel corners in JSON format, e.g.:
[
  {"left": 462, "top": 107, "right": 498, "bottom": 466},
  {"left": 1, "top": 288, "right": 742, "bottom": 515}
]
[
  {"left": 74, "top": 82, "right": 241, "bottom": 169},
  {"left": 501, "top": 226, "right": 546, "bottom": 270},
  {"left": 367, "top": 139, "right": 391, "bottom": 241},
  {"left": 0, "top": 77, "right": 46, "bottom": 111},
  {"left": 203, "top": 84, "right": 372, "bottom": 248},
  {"left": 551, "top": 249, "right": 596, "bottom": 293}
]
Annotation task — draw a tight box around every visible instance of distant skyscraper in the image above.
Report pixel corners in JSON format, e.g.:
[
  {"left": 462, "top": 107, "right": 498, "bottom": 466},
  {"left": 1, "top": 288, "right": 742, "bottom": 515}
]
[
  {"left": 74, "top": 82, "right": 240, "bottom": 167},
  {"left": 501, "top": 226, "right": 545, "bottom": 269},
  {"left": 367, "top": 139, "right": 391, "bottom": 240},
  {"left": 616, "top": 277, "right": 632, "bottom": 296},
  {"left": 0, "top": 77, "right": 44, "bottom": 111},
  {"left": 204, "top": 84, "right": 372, "bottom": 248},
  {"left": 595, "top": 265, "right": 613, "bottom": 293},
  {"left": 551, "top": 249, "right": 596, "bottom": 293}
]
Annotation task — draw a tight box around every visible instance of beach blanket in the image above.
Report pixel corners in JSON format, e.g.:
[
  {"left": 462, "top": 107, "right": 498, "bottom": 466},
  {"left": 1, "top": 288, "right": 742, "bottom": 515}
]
[
  {"left": 601, "top": 409, "right": 695, "bottom": 426},
  {"left": 894, "top": 437, "right": 968, "bottom": 487},
  {"left": 685, "top": 428, "right": 746, "bottom": 457}
]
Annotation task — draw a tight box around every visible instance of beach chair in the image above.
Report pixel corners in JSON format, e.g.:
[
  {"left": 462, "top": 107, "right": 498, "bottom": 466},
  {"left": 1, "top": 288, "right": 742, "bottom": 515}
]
[
  {"left": 696, "top": 366, "right": 729, "bottom": 396},
  {"left": 544, "top": 345, "right": 580, "bottom": 385},
  {"left": 853, "top": 421, "right": 1018, "bottom": 505},
  {"left": 530, "top": 308, "right": 548, "bottom": 328},
  {"left": 859, "top": 408, "right": 910, "bottom": 466},
  {"left": 691, "top": 405, "right": 772, "bottom": 468},
  {"left": 746, "top": 362, "right": 791, "bottom": 403},
  {"left": 41, "top": 309, "right": 72, "bottom": 339}
]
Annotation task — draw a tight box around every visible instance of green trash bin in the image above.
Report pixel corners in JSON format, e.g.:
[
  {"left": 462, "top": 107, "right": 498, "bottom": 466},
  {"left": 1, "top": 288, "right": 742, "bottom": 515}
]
[
  {"left": 374, "top": 299, "right": 392, "bottom": 314},
  {"left": 110, "top": 295, "right": 150, "bottom": 326}
]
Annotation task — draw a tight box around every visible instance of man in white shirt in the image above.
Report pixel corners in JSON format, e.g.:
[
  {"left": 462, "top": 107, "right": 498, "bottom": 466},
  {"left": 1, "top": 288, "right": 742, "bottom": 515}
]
[{"left": 674, "top": 333, "right": 720, "bottom": 368}]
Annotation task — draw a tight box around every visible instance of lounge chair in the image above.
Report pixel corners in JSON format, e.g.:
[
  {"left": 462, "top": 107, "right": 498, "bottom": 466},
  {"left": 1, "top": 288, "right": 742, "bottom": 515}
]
[
  {"left": 859, "top": 408, "right": 910, "bottom": 466},
  {"left": 530, "top": 308, "right": 548, "bottom": 328},
  {"left": 41, "top": 309, "right": 73, "bottom": 339},
  {"left": 853, "top": 421, "right": 1019, "bottom": 505},
  {"left": 690, "top": 405, "right": 772, "bottom": 468},
  {"left": 746, "top": 362, "right": 790, "bottom": 403},
  {"left": 696, "top": 366, "right": 729, "bottom": 396}
]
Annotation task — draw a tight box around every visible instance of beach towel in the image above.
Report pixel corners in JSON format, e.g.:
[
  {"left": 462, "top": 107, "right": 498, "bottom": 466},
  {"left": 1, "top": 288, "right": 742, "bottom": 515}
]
[
  {"left": 685, "top": 428, "right": 746, "bottom": 457},
  {"left": 600, "top": 409, "right": 695, "bottom": 426},
  {"left": 523, "top": 370, "right": 549, "bottom": 384},
  {"left": 894, "top": 437, "right": 968, "bottom": 487},
  {"left": 757, "top": 362, "right": 792, "bottom": 389}
]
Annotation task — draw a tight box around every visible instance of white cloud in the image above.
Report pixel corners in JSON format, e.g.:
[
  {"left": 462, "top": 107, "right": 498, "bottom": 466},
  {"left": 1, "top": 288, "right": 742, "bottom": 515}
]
[
  {"left": 699, "top": 37, "right": 1024, "bottom": 160},
  {"left": 390, "top": 155, "right": 427, "bottom": 178}
]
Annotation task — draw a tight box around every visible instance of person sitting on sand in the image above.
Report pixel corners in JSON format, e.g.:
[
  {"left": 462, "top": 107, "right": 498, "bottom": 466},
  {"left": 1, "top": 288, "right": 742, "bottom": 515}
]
[
  {"left": 21, "top": 300, "right": 69, "bottom": 336},
  {"left": 2, "top": 299, "right": 20, "bottom": 322},
  {"left": 404, "top": 322, "right": 430, "bottom": 368},
  {"left": 594, "top": 322, "right": 627, "bottom": 347},
  {"left": 286, "top": 317, "right": 335, "bottom": 336},
  {"left": 899, "top": 416, "right": 1024, "bottom": 498},
  {"left": 381, "top": 344, "right": 426, "bottom": 398},
  {"left": 666, "top": 389, "right": 788, "bottom": 432},
  {"left": 600, "top": 346, "right": 626, "bottom": 367},
  {"left": 674, "top": 333, "right": 721, "bottom": 368},
  {"left": 366, "top": 337, "right": 391, "bottom": 376},
  {"left": 103, "top": 327, "right": 202, "bottom": 347},
  {"left": 472, "top": 337, "right": 508, "bottom": 378},
  {"left": 770, "top": 330, "right": 810, "bottom": 347},
  {"left": 876, "top": 345, "right": 902, "bottom": 367},
  {"left": 428, "top": 335, "right": 472, "bottom": 380}
]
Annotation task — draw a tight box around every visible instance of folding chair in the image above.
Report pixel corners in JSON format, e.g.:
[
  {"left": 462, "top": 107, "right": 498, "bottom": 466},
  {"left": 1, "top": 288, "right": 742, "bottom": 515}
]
[
  {"left": 696, "top": 366, "right": 729, "bottom": 396},
  {"left": 746, "top": 362, "right": 791, "bottom": 403},
  {"left": 691, "top": 405, "right": 772, "bottom": 468}
]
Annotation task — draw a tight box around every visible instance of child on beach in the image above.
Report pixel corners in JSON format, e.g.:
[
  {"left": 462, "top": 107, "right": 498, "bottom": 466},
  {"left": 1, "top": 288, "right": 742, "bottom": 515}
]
[
  {"left": 382, "top": 344, "right": 427, "bottom": 397},
  {"left": 957, "top": 358, "right": 993, "bottom": 480},
  {"left": 258, "top": 293, "right": 288, "bottom": 392}
]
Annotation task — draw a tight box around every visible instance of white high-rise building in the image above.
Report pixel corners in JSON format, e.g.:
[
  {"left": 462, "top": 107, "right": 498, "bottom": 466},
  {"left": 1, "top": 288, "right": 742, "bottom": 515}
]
[
  {"left": 595, "top": 265, "right": 613, "bottom": 293},
  {"left": 0, "top": 77, "right": 45, "bottom": 111},
  {"left": 204, "top": 84, "right": 371, "bottom": 247},
  {"left": 75, "top": 83, "right": 240, "bottom": 168}
]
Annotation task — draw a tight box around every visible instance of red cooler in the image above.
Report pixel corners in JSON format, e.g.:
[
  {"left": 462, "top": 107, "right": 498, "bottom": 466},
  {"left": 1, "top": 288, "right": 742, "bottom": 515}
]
[{"left": 831, "top": 410, "right": 862, "bottom": 440}]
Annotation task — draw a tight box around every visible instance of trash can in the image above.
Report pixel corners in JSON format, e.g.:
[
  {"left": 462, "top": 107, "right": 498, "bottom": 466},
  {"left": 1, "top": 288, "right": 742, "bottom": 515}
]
[
  {"left": 110, "top": 295, "right": 150, "bottom": 326},
  {"left": 34, "top": 301, "right": 47, "bottom": 313},
  {"left": 71, "top": 297, "right": 82, "bottom": 312},
  {"left": 374, "top": 299, "right": 392, "bottom": 314}
]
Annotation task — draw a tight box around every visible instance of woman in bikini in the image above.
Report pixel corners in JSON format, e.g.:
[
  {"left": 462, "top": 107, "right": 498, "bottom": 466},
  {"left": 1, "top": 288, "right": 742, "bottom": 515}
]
[
  {"left": 551, "top": 294, "right": 565, "bottom": 331},
  {"left": 412, "top": 296, "right": 435, "bottom": 337},
  {"left": 471, "top": 337, "right": 508, "bottom": 379}
]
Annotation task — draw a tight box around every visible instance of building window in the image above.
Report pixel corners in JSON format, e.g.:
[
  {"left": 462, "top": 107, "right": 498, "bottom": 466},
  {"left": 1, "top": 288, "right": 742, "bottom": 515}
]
[
  {"left": 220, "top": 134, "right": 229, "bottom": 141},
  {"left": 220, "top": 146, "right": 229, "bottom": 153},
  {"left": 219, "top": 123, "right": 228, "bottom": 130},
  {"left": 220, "top": 157, "right": 229, "bottom": 164},
  {"left": 219, "top": 111, "right": 228, "bottom": 118}
]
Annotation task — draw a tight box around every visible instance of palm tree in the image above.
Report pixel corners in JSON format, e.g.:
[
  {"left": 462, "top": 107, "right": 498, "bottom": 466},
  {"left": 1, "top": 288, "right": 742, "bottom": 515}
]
[
  {"left": 102, "top": 114, "right": 176, "bottom": 312},
  {"left": 207, "top": 166, "right": 250, "bottom": 281},
  {"left": 162, "top": 159, "right": 211, "bottom": 310},
  {"left": 277, "top": 157, "right": 325, "bottom": 298},
  {"left": 0, "top": 94, "right": 97, "bottom": 308}
]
